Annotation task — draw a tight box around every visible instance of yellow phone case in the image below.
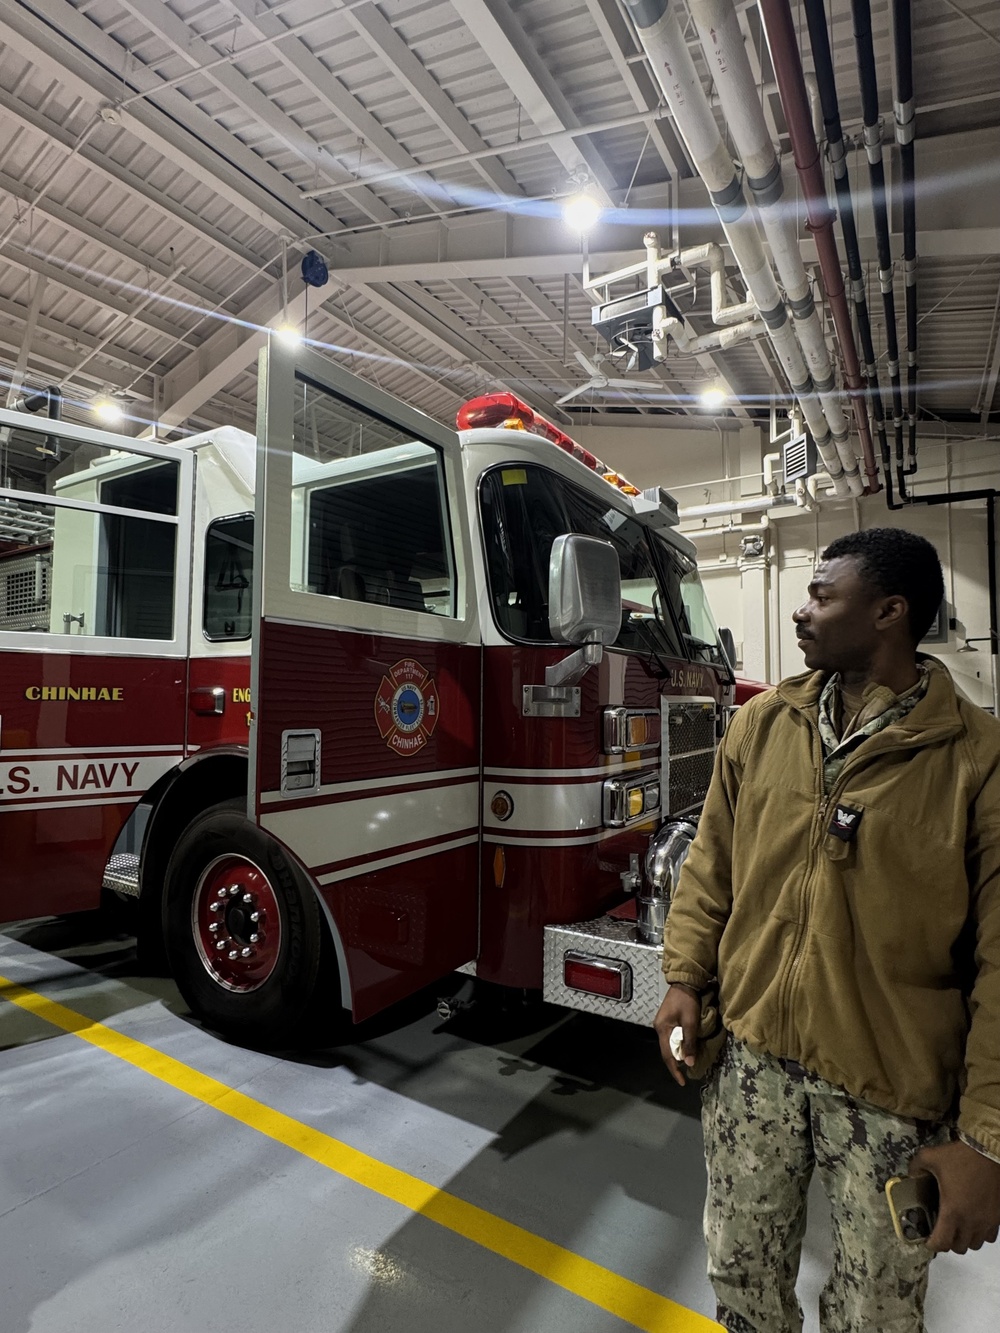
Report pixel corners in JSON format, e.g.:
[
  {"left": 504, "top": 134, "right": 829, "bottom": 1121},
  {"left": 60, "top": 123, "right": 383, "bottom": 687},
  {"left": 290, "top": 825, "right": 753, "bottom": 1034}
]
[{"left": 885, "top": 1174, "right": 938, "bottom": 1243}]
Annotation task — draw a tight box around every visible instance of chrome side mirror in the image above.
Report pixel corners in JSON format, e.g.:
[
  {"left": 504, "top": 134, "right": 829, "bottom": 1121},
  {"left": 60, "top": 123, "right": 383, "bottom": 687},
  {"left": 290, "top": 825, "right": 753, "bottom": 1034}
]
[
  {"left": 547, "top": 533, "right": 621, "bottom": 646},
  {"left": 523, "top": 534, "right": 622, "bottom": 714}
]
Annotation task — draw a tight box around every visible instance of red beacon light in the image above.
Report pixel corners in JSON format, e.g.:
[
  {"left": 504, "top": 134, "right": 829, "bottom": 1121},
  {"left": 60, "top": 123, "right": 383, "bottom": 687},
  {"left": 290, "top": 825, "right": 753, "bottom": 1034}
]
[{"left": 456, "top": 393, "right": 641, "bottom": 497}]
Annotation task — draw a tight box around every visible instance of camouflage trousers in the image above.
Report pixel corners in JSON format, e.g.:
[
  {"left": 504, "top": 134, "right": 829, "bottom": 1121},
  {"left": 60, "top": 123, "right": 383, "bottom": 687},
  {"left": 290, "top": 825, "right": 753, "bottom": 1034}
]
[{"left": 701, "top": 1038, "right": 949, "bottom": 1333}]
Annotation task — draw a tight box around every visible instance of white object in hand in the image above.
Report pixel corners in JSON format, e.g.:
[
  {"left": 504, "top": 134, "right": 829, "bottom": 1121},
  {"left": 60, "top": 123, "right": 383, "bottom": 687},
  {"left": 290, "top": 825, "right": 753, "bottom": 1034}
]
[{"left": 669, "top": 1025, "right": 685, "bottom": 1061}]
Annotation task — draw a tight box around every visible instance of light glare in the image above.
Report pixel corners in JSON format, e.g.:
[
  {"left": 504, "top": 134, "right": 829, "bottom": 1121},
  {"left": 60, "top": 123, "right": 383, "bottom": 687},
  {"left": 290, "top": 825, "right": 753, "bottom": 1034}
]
[
  {"left": 93, "top": 397, "right": 124, "bottom": 424},
  {"left": 699, "top": 386, "right": 727, "bottom": 410},
  {"left": 563, "top": 193, "right": 602, "bottom": 233},
  {"left": 275, "top": 324, "right": 302, "bottom": 347}
]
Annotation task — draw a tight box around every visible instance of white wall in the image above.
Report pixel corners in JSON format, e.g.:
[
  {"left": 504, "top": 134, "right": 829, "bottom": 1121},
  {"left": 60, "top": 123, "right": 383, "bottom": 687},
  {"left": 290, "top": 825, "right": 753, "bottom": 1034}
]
[{"left": 577, "top": 422, "right": 1000, "bottom": 710}]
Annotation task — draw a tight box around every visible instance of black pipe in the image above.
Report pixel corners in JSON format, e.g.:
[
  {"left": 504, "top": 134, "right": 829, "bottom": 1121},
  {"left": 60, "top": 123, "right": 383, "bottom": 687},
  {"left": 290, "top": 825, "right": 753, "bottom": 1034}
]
[
  {"left": 917, "top": 490, "right": 998, "bottom": 662},
  {"left": 850, "top": 0, "right": 908, "bottom": 499},
  {"left": 803, "top": 0, "right": 901, "bottom": 507},
  {"left": 892, "top": 0, "right": 918, "bottom": 474},
  {"left": 22, "top": 384, "right": 63, "bottom": 460}
]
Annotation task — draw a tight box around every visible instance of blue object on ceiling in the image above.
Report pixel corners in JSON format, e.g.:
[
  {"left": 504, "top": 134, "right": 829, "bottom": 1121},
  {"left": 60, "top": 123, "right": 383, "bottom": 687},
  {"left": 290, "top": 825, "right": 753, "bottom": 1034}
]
[{"left": 301, "top": 250, "right": 329, "bottom": 287}]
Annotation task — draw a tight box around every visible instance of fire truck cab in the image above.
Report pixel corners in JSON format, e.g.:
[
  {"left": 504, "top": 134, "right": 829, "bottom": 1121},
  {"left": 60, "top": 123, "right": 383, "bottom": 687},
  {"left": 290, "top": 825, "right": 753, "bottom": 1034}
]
[{"left": 0, "top": 340, "right": 743, "bottom": 1045}]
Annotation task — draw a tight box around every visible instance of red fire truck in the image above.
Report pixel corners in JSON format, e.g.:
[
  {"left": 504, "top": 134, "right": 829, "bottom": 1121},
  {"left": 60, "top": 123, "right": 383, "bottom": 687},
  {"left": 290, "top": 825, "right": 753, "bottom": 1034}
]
[{"left": 0, "top": 341, "right": 755, "bottom": 1044}]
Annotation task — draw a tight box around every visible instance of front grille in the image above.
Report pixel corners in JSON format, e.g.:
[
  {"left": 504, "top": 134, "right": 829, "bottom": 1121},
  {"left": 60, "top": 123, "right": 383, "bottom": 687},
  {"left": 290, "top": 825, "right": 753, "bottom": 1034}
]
[
  {"left": 667, "top": 750, "right": 715, "bottom": 814},
  {"left": 664, "top": 704, "right": 715, "bottom": 757},
  {"left": 662, "top": 700, "right": 717, "bottom": 815}
]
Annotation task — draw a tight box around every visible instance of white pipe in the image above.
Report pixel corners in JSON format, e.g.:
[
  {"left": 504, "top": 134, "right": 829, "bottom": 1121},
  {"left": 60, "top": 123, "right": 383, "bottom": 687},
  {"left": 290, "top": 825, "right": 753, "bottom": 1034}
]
[
  {"left": 683, "top": 518, "right": 770, "bottom": 538},
  {"left": 659, "top": 238, "right": 758, "bottom": 326},
  {"left": 654, "top": 312, "right": 765, "bottom": 355},
  {"left": 622, "top": 0, "right": 852, "bottom": 498},
  {"left": 763, "top": 451, "right": 782, "bottom": 494},
  {"left": 679, "top": 494, "right": 794, "bottom": 520},
  {"left": 806, "top": 470, "right": 844, "bottom": 501},
  {"left": 687, "top": 0, "right": 862, "bottom": 497}
]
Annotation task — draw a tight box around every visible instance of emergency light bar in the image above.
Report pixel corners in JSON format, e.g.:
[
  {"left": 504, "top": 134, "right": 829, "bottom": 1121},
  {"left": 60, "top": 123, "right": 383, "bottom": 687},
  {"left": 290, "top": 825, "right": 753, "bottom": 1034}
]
[{"left": 457, "top": 393, "right": 641, "bottom": 498}]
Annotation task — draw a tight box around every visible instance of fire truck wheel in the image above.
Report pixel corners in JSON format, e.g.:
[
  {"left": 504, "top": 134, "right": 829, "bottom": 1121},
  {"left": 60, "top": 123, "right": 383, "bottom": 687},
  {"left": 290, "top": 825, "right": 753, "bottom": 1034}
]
[{"left": 164, "top": 800, "right": 330, "bottom": 1046}]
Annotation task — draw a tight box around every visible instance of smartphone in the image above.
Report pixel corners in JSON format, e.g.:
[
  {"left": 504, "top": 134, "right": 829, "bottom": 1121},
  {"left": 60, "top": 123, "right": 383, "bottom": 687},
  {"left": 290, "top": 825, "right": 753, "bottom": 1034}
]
[{"left": 885, "top": 1174, "right": 939, "bottom": 1243}]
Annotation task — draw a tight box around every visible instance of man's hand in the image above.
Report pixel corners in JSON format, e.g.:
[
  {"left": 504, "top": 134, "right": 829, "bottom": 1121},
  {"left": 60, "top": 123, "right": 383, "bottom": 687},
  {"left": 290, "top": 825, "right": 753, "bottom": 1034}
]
[
  {"left": 909, "top": 1139, "right": 1000, "bottom": 1254},
  {"left": 653, "top": 983, "right": 701, "bottom": 1087}
]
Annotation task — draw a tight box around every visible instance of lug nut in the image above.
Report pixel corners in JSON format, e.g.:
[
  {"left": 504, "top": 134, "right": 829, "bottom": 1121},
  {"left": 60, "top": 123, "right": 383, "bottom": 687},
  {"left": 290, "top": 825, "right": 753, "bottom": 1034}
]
[
  {"left": 250, "top": 911, "right": 260, "bottom": 923},
  {"left": 249, "top": 933, "right": 259, "bottom": 944},
  {"left": 209, "top": 901, "right": 221, "bottom": 913},
  {"left": 209, "top": 922, "right": 220, "bottom": 933},
  {"left": 228, "top": 949, "right": 238, "bottom": 959},
  {"left": 215, "top": 940, "right": 226, "bottom": 951},
  {"left": 229, "top": 886, "right": 240, "bottom": 896},
  {"left": 217, "top": 888, "right": 227, "bottom": 899},
  {"left": 241, "top": 947, "right": 252, "bottom": 958},
  {"left": 242, "top": 893, "right": 253, "bottom": 904}
]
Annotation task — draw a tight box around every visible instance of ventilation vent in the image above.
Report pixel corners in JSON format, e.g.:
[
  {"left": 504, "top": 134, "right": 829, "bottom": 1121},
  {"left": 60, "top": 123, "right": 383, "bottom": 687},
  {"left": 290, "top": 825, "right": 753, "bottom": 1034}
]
[{"left": 782, "top": 432, "right": 817, "bottom": 482}]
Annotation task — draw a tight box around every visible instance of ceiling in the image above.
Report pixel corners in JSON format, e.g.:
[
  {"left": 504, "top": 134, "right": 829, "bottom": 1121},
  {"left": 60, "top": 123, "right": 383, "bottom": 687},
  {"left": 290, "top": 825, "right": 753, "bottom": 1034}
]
[{"left": 0, "top": 0, "right": 997, "bottom": 447}]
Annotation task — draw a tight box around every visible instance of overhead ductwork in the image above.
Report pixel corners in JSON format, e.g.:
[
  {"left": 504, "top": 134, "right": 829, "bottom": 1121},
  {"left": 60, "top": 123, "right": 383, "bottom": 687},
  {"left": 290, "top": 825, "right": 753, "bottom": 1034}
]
[
  {"left": 757, "top": 0, "right": 880, "bottom": 493},
  {"left": 622, "top": 0, "right": 858, "bottom": 498}
]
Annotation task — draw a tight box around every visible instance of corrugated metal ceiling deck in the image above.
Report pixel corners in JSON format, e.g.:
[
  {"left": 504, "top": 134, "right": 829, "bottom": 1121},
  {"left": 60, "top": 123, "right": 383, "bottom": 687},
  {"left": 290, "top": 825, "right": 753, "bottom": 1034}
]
[{"left": 0, "top": 0, "right": 996, "bottom": 448}]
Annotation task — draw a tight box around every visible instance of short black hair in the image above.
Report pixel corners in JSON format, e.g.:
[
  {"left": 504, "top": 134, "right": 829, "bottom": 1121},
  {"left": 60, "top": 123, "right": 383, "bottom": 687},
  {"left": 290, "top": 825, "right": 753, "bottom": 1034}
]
[{"left": 821, "top": 527, "right": 945, "bottom": 643}]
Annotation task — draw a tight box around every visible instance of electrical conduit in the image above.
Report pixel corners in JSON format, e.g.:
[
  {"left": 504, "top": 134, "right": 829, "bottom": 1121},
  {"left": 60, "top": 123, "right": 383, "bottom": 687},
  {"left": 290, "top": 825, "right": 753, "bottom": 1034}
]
[
  {"left": 847, "top": 0, "right": 905, "bottom": 493},
  {"left": 891, "top": 0, "right": 918, "bottom": 474},
  {"left": 802, "top": 0, "right": 901, "bottom": 508}
]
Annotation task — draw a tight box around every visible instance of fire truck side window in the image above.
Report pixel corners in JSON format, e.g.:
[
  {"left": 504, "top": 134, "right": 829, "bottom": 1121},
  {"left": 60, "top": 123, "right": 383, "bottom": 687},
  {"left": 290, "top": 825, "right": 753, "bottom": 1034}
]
[
  {"left": 204, "top": 515, "right": 254, "bottom": 641},
  {"left": 479, "top": 465, "right": 685, "bottom": 660},
  {"left": 291, "top": 375, "right": 456, "bottom": 617},
  {"left": 0, "top": 425, "right": 180, "bottom": 642}
]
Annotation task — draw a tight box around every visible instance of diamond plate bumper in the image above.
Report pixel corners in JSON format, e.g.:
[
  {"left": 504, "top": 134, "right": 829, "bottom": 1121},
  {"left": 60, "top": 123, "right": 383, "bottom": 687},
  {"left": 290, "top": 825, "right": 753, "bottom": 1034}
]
[
  {"left": 102, "top": 852, "right": 140, "bottom": 898},
  {"left": 543, "top": 916, "right": 666, "bottom": 1027}
]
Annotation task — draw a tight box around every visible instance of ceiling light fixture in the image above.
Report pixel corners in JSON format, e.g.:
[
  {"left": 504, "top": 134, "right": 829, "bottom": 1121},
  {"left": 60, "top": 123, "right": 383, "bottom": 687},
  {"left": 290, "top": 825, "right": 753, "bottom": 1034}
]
[
  {"left": 563, "top": 191, "right": 602, "bottom": 234},
  {"left": 93, "top": 397, "right": 124, "bottom": 425},
  {"left": 274, "top": 324, "right": 302, "bottom": 347},
  {"left": 699, "top": 385, "right": 727, "bottom": 411}
]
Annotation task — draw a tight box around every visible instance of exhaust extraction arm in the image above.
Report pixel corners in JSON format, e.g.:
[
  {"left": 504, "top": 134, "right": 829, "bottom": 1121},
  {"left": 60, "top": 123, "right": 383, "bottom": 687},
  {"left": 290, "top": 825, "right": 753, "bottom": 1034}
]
[{"left": 757, "top": 0, "right": 880, "bottom": 493}]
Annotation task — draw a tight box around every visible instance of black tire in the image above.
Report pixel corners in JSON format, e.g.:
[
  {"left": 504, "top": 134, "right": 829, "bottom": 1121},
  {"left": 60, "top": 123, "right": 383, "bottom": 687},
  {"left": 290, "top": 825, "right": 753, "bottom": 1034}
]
[{"left": 164, "top": 799, "right": 337, "bottom": 1047}]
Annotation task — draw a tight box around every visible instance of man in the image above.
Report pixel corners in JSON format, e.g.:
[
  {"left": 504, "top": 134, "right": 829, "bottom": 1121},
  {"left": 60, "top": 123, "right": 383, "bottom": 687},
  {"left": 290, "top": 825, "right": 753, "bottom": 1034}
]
[{"left": 653, "top": 527, "right": 1000, "bottom": 1332}]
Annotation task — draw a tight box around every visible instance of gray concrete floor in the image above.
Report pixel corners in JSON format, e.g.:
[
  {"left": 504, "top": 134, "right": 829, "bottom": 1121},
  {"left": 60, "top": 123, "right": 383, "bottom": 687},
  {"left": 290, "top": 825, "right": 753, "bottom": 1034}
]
[{"left": 1, "top": 916, "right": 997, "bottom": 1333}]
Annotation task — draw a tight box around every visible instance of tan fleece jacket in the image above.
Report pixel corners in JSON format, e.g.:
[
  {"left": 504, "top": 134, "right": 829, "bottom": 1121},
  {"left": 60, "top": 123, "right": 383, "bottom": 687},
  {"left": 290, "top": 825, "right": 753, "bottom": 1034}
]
[{"left": 662, "top": 659, "right": 1000, "bottom": 1157}]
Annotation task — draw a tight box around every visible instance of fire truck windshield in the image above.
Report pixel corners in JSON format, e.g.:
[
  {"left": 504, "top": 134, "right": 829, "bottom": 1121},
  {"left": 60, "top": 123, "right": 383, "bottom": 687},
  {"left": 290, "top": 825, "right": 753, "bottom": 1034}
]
[
  {"left": 652, "top": 535, "right": 728, "bottom": 668},
  {"left": 480, "top": 463, "right": 685, "bottom": 665}
]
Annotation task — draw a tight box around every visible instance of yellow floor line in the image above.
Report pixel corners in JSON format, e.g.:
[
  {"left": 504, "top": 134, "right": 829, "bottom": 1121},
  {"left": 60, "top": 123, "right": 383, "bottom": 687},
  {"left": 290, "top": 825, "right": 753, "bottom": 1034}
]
[{"left": 0, "top": 976, "right": 719, "bottom": 1332}]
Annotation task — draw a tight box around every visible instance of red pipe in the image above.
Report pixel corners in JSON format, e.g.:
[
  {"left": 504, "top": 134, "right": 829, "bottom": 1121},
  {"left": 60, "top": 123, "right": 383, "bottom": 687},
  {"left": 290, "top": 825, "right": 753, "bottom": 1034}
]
[{"left": 757, "top": 0, "right": 881, "bottom": 493}]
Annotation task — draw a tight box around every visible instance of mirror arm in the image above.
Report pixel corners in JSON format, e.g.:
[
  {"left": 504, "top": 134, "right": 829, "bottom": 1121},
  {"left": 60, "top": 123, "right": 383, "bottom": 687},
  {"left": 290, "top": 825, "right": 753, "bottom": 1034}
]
[{"left": 544, "top": 634, "right": 603, "bottom": 687}]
